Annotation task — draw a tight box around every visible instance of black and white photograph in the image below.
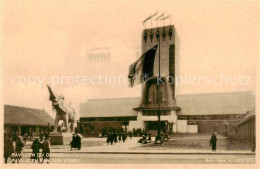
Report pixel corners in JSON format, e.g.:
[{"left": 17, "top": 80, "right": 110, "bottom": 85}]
[{"left": 0, "top": 0, "right": 258, "bottom": 167}]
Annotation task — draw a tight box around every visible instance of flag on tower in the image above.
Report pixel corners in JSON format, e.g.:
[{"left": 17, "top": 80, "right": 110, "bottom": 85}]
[{"left": 128, "top": 44, "right": 158, "bottom": 87}]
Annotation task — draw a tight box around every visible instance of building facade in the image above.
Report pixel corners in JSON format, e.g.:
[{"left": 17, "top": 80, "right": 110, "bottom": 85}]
[
  {"left": 80, "top": 91, "right": 255, "bottom": 134},
  {"left": 79, "top": 25, "right": 255, "bottom": 135},
  {"left": 4, "top": 105, "right": 54, "bottom": 136},
  {"left": 235, "top": 109, "right": 255, "bottom": 142}
]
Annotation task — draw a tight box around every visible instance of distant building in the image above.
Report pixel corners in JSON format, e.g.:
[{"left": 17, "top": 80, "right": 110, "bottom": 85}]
[
  {"left": 80, "top": 91, "right": 255, "bottom": 134},
  {"left": 4, "top": 105, "right": 54, "bottom": 136},
  {"left": 87, "top": 47, "right": 111, "bottom": 63},
  {"left": 235, "top": 109, "right": 255, "bottom": 142}
]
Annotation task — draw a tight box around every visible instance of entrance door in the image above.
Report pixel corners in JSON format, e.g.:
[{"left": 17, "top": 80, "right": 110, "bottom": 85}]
[{"left": 145, "top": 121, "right": 167, "bottom": 131}]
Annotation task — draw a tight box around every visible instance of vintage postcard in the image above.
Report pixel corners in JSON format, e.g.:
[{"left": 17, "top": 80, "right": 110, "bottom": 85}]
[{"left": 0, "top": 0, "right": 259, "bottom": 168}]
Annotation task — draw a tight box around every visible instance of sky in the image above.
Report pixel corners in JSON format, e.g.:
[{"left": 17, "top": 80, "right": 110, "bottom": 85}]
[{"left": 1, "top": 0, "right": 258, "bottom": 119}]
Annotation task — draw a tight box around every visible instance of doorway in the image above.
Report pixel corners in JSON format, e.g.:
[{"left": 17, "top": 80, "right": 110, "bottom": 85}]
[{"left": 145, "top": 121, "right": 167, "bottom": 131}]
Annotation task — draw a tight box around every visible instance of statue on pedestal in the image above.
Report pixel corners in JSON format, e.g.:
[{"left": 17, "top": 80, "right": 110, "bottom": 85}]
[{"left": 47, "top": 85, "right": 76, "bottom": 133}]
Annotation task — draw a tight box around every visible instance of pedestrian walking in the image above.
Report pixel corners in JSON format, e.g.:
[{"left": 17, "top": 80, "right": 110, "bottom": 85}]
[
  {"left": 106, "top": 133, "right": 110, "bottom": 144},
  {"left": 70, "top": 133, "right": 77, "bottom": 150},
  {"left": 122, "top": 132, "right": 126, "bottom": 142},
  {"left": 4, "top": 133, "right": 14, "bottom": 164},
  {"left": 129, "top": 131, "right": 133, "bottom": 139},
  {"left": 31, "top": 138, "right": 41, "bottom": 163},
  {"left": 118, "top": 133, "right": 122, "bottom": 142},
  {"left": 41, "top": 136, "right": 51, "bottom": 164},
  {"left": 14, "top": 136, "right": 24, "bottom": 163},
  {"left": 252, "top": 135, "right": 255, "bottom": 152},
  {"left": 113, "top": 132, "right": 118, "bottom": 144},
  {"left": 210, "top": 133, "right": 217, "bottom": 152},
  {"left": 75, "top": 133, "right": 81, "bottom": 150},
  {"left": 108, "top": 132, "right": 114, "bottom": 145}
]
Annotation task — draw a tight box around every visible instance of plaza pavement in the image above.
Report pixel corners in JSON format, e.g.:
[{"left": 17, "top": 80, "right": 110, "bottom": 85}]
[{"left": 21, "top": 134, "right": 255, "bottom": 155}]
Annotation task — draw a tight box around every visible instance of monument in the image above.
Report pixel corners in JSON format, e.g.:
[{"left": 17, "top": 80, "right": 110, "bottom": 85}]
[{"left": 47, "top": 85, "right": 76, "bottom": 145}]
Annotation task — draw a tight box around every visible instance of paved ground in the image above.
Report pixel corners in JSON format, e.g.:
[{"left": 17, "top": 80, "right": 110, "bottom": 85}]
[
  {"left": 135, "top": 133, "right": 253, "bottom": 151},
  {"left": 21, "top": 134, "right": 254, "bottom": 154},
  {"left": 4, "top": 134, "right": 255, "bottom": 164}
]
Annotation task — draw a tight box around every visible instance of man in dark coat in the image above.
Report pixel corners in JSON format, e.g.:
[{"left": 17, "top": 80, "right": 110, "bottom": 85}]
[
  {"left": 108, "top": 132, "right": 114, "bottom": 145},
  {"left": 210, "top": 133, "right": 217, "bottom": 152},
  {"left": 122, "top": 132, "right": 126, "bottom": 142},
  {"left": 41, "top": 136, "right": 51, "bottom": 163},
  {"left": 14, "top": 136, "right": 24, "bottom": 163},
  {"left": 4, "top": 133, "right": 14, "bottom": 164},
  {"left": 113, "top": 132, "right": 118, "bottom": 144},
  {"left": 106, "top": 133, "right": 110, "bottom": 144},
  {"left": 118, "top": 133, "right": 122, "bottom": 142},
  {"left": 31, "top": 138, "right": 41, "bottom": 163},
  {"left": 75, "top": 133, "right": 81, "bottom": 150}
]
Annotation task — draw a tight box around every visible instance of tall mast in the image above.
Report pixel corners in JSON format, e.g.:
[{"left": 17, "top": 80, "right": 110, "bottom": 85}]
[{"left": 156, "top": 37, "right": 162, "bottom": 143}]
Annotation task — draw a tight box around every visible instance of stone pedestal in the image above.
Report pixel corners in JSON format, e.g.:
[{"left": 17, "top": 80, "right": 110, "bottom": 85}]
[{"left": 49, "top": 132, "right": 72, "bottom": 145}]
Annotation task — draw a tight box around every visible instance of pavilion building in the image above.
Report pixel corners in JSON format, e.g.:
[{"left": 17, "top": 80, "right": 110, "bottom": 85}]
[{"left": 4, "top": 104, "right": 54, "bottom": 136}]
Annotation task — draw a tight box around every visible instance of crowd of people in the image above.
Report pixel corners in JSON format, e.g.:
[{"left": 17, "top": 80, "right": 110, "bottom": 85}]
[
  {"left": 106, "top": 129, "right": 129, "bottom": 145},
  {"left": 132, "top": 128, "right": 147, "bottom": 137},
  {"left": 4, "top": 131, "right": 51, "bottom": 164},
  {"left": 103, "top": 128, "right": 153, "bottom": 145}
]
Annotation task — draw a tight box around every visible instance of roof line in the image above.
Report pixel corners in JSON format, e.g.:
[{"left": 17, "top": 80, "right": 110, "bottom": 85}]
[
  {"left": 83, "top": 91, "right": 254, "bottom": 102},
  {"left": 176, "top": 91, "right": 254, "bottom": 97},
  {"left": 4, "top": 104, "right": 47, "bottom": 112},
  {"left": 86, "top": 97, "right": 141, "bottom": 101}
]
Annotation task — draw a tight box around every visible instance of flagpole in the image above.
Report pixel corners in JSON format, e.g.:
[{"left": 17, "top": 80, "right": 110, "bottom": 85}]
[{"left": 156, "top": 37, "right": 162, "bottom": 144}]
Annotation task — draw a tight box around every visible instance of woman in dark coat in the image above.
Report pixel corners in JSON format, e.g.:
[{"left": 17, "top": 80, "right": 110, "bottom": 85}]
[
  {"left": 31, "top": 138, "right": 41, "bottom": 163},
  {"left": 70, "top": 134, "right": 77, "bottom": 150},
  {"left": 75, "top": 134, "right": 81, "bottom": 150},
  {"left": 4, "top": 134, "right": 14, "bottom": 164},
  {"left": 108, "top": 132, "right": 114, "bottom": 145},
  {"left": 210, "top": 134, "right": 217, "bottom": 152}
]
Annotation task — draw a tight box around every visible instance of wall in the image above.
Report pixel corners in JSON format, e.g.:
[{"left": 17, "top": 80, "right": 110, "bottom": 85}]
[
  {"left": 187, "top": 125, "right": 198, "bottom": 133},
  {"left": 237, "top": 118, "right": 255, "bottom": 142},
  {"left": 192, "top": 121, "right": 231, "bottom": 134},
  {"left": 176, "top": 120, "right": 188, "bottom": 133}
]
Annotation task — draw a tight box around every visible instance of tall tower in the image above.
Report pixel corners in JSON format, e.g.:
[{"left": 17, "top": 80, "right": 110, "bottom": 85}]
[{"left": 134, "top": 25, "right": 180, "bottom": 133}]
